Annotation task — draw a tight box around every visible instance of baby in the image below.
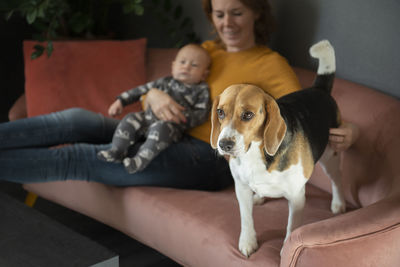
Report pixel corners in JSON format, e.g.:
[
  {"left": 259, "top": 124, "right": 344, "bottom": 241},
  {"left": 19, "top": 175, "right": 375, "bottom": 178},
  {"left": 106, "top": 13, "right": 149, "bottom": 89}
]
[{"left": 97, "top": 44, "right": 211, "bottom": 174}]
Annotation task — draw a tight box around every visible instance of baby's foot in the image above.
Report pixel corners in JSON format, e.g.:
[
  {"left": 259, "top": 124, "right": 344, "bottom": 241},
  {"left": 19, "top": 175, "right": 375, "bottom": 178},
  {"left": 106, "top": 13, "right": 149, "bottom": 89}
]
[
  {"left": 123, "top": 157, "right": 144, "bottom": 174},
  {"left": 97, "top": 149, "right": 124, "bottom": 163}
]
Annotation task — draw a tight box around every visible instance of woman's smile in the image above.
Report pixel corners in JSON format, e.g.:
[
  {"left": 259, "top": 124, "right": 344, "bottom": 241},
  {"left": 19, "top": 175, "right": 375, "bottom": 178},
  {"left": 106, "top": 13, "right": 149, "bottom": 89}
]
[{"left": 211, "top": 0, "right": 257, "bottom": 52}]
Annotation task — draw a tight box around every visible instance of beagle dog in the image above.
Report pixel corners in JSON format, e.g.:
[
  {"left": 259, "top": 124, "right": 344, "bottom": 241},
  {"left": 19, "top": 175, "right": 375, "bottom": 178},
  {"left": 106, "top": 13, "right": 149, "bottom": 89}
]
[{"left": 210, "top": 40, "right": 346, "bottom": 257}]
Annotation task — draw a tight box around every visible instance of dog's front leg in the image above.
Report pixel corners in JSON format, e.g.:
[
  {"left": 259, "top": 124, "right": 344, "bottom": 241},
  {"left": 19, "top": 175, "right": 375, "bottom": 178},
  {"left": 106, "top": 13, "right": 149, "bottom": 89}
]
[{"left": 234, "top": 178, "right": 258, "bottom": 257}]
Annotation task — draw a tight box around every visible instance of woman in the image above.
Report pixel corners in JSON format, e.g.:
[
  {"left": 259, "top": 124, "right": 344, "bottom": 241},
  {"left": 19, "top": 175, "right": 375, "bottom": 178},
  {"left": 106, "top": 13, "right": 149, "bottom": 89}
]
[{"left": 0, "top": 0, "right": 358, "bottom": 188}]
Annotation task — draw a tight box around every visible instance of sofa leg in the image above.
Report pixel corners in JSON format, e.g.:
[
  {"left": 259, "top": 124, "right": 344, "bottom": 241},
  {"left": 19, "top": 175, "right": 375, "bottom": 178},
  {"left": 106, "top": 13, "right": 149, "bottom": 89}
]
[{"left": 25, "top": 192, "right": 38, "bottom": 207}]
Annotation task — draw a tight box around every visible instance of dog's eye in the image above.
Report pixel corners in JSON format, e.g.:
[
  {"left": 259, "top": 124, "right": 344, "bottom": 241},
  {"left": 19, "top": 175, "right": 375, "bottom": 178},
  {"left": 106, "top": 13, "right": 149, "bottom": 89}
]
[
  {"left": 217, "top": 109, "right": 225, "bottom": 119},
  {"left": 241, "top": 111, "right": 254, "bottom": 121}
]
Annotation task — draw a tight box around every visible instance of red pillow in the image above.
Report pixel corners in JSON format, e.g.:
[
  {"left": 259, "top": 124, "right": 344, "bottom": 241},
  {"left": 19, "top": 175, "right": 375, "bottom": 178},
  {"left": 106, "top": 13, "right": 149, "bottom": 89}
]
[{"left": 24, "top": 39, "right": 147, "bottom": 119}]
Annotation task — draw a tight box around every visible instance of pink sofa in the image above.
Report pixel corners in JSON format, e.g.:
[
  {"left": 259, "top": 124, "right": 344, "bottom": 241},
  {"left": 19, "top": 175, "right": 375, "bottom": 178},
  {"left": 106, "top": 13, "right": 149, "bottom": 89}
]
[{"left": 10, "top": 46, "right": 400, "bottom": 267}]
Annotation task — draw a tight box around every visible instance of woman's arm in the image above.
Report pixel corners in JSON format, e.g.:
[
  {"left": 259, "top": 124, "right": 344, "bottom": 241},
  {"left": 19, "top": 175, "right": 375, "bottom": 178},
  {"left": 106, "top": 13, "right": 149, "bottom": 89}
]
[{"left": 145, "top": 89, "right": 186, "bottom": 124}]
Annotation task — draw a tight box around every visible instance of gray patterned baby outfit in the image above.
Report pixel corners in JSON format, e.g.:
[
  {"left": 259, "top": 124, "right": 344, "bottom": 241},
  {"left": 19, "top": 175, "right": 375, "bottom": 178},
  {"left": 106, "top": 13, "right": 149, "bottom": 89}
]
[{"left": 97, "top": 76, "right": 210, "bottom": 174}]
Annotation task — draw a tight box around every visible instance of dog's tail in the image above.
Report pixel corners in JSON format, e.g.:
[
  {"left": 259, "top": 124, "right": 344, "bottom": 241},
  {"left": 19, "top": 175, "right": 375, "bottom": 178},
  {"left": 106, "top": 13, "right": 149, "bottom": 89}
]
[{"left": 309, "top": 40, "right": 335, "bottom": 93}]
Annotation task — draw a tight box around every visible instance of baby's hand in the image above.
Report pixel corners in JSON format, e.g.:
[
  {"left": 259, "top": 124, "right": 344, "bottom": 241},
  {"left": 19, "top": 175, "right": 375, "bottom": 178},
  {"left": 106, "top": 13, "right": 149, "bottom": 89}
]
[{"left": 108, "top": 99, "right": 124, "bottom": 117}]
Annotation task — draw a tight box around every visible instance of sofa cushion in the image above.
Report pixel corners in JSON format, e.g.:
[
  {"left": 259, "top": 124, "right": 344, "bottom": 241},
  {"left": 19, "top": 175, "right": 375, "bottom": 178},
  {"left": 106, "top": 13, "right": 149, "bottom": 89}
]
[
  {"left": 24, "top": 181, "right": 337, "bottom": 267},
  {"left": 24, "top": 39, "right": 147, "bottom": 119},
  {"left": 146, "top": 48, "right": 178, "bottom": 81}
]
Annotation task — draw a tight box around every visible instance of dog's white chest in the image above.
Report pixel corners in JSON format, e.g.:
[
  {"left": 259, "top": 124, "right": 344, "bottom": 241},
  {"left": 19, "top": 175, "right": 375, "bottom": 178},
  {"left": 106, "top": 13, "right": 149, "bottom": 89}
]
[{"left": 229, "top": 141, "right": 307, "bottom": 199}]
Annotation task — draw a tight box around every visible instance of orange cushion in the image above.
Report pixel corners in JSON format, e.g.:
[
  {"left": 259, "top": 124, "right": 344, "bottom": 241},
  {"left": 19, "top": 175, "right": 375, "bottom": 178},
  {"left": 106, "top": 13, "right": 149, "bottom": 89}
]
[{"left": 24, "top": 39, "right": 147, "bottom": 119}]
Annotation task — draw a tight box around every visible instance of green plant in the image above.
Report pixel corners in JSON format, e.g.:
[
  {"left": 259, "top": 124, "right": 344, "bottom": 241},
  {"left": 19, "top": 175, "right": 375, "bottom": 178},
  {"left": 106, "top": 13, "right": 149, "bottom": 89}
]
[
  {"left": 3, "top": 0, "right": 200, "bottom": 59},
  {"left": 145, "top": 0, "right": 201, "bottom": 48},
  {"left": 4, "top": 0, "right": 144, "bottom": 59}
]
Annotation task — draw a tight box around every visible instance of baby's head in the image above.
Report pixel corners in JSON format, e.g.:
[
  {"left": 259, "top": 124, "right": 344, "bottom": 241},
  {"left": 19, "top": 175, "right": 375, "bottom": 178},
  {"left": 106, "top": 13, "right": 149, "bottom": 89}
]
[{"left": 171, "top": 44, "right": 211, "bottom": 85}]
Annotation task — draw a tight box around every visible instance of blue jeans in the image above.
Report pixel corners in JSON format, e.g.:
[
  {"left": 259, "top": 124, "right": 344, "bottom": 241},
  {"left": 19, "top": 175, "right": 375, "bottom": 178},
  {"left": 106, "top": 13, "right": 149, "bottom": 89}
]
[{"left": 0, "top": 108, "right": 232, "bottom": 190}]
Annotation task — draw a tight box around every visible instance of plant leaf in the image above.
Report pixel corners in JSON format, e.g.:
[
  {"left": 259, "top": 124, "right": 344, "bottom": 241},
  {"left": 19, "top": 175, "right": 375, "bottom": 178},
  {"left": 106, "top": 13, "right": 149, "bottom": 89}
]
[
  {"left": 134, "top": 5, "right": 144, "bottom": 16},
  {"left": 174, "top": 5, "right": 182, "bottom": 20},
  {"left": 163, "top": 0, "right": 171, "bottom": 12},
  {"left": 68, "top": 12, "right": 92, "bottom": 34},
  {"left": 174, "top": 39, "right": 184, "bottom": 48},
  {"left": 33, "top": 44, "right": 44, "bottom": 51},
  {"left": 180, "top": 17, "right": 190, "bottom": 28},
  {"left": 26, "top": 8, "right": 38, "bottom": 24},
  {"left": 5, "top": 10, "right": 14, "bottom": 21},
  {"left": 37, "top": 4, "right": 45, "bottom": 18},
  {"left": 31, "top": 44, "right": 45, "bottom": 60}
]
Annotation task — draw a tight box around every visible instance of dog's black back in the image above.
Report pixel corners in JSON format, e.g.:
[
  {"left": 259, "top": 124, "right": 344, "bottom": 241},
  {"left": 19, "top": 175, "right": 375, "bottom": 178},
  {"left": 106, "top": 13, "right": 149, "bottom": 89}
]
[{"left": 276, "top": 73, "right": 339, "bottom": 163}]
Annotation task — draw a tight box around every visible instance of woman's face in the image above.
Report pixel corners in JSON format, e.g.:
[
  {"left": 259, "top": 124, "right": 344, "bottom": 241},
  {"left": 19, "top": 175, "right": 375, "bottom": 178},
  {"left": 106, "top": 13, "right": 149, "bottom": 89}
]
[{"left": 211, "top": 0, "right": 258, "bottom": 52}]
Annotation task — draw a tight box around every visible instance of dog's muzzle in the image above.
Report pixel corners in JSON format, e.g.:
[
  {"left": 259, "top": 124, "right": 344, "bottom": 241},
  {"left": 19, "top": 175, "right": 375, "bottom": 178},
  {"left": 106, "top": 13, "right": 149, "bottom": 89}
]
[{"left": 219, "top": 139, "right": 235, "bottom": 152}]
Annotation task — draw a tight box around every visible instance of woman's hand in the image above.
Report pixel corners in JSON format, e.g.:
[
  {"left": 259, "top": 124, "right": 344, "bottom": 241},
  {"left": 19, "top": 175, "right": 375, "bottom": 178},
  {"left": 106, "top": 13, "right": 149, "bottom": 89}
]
[
  {"left": 329, "top": 122, "right": 360, "bottom": 152},
  {"left": 108, "top": 99, "right": 124, "bottom": 117},
  {"left": 145, "top": 89, "right": 186, "bottom": 124}
]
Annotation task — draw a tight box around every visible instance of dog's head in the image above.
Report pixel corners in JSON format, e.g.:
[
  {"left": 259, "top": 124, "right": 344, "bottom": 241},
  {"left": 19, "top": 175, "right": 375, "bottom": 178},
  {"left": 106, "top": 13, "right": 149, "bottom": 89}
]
[{"left": 210, "top": 84, "right": 287, "bottom": 157}]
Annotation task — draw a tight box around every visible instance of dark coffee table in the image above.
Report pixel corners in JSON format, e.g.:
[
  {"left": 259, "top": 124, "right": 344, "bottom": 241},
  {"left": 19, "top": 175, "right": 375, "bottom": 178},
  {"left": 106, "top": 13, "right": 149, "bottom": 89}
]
[{"left": 0, "top": 192, "right": 118, "bottom": 267}]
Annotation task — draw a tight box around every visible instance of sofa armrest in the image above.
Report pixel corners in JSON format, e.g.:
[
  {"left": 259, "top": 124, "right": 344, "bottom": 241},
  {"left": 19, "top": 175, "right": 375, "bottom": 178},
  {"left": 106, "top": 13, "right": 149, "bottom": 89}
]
[
  {"left": 280, "top": 194, "right": 400, "bottom": 267},
  {"left": 8, "top": 93, "right": 27, "bottom": 121}
]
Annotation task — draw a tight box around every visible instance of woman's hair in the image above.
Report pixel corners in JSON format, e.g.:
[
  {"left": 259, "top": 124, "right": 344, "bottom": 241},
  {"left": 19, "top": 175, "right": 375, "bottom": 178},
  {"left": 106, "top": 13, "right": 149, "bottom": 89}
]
[{"left": 202, "top": 0, "right": 275, "bottom": 46}]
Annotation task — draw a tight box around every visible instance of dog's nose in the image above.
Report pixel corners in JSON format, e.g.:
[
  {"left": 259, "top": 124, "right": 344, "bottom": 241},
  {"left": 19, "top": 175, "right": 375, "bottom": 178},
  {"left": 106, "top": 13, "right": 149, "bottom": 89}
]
[{"left": 219, "top": 139, "right": 235, "bottom": 152}]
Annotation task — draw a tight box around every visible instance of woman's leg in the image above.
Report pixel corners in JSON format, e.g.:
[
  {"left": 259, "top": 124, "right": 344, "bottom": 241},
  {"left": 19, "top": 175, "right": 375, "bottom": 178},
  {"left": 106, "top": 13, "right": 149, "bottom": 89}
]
[
  {"left": 0, "top": 108, "right": 119, "bottom": 149},
  {"left": 0, "top": 135, "right": 232, "bottom": 191}
]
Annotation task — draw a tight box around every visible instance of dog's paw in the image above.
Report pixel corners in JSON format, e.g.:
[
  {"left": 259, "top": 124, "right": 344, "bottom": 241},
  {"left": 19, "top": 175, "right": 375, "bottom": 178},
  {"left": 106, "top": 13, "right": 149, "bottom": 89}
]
[
  {"left": 253, "top": 194, "right": 266, "bottom": 205},
  {"left": 280, "top": 232, "right": 292, "bottom": 256},
  {"left": 331, "top": 197, "right": 346, "bottom": 214},
  {"left": 239, "top": 233, "right": 258, "bottom": 257}
]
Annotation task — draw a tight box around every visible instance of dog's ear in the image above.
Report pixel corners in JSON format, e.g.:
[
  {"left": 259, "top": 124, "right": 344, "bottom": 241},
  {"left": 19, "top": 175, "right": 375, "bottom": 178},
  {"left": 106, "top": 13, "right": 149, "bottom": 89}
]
[
  {"left": 263, "top": 96, "right": 286, "bottom": 156},
  {"left": 210, "top": 95, "right": 221, "bottom": 149}
]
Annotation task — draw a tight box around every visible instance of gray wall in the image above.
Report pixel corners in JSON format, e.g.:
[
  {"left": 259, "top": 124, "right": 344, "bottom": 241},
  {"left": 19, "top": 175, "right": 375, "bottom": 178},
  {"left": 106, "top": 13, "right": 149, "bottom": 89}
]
[
  {"left": 178, "top": 1, "right": 214, "bottom": 41},
  {"left": 183, "top": 0, "right": 400, "bottom": 98},
  {"left": 269, "top": 0, "right": 400, "bottom": 98}
]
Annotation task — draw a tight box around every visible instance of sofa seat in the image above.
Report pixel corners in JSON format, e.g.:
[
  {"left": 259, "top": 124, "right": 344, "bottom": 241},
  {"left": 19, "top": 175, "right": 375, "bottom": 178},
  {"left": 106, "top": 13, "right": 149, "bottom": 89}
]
[{"left": 24, "top": 181, "right": 341, "bottom": 266}]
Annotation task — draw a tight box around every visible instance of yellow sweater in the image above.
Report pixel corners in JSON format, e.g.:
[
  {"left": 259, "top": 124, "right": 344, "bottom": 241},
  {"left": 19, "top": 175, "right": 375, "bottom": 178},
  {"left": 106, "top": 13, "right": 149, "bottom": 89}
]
[{"left": 188, "top": 40, "right": 302, "bottom": 143}]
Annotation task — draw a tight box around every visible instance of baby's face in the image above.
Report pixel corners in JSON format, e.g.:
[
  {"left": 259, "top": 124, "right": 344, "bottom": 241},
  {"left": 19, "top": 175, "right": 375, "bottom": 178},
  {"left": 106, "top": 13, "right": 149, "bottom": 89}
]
[{"left": 171, "top": 46, "right": 210, "bottom": 85}]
